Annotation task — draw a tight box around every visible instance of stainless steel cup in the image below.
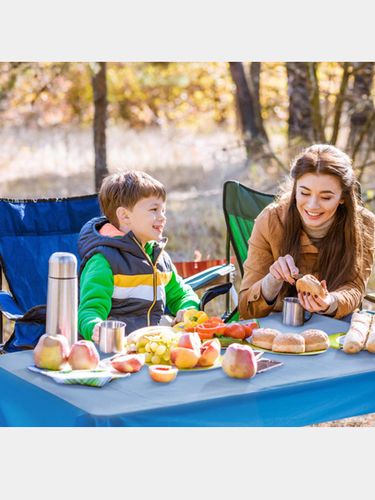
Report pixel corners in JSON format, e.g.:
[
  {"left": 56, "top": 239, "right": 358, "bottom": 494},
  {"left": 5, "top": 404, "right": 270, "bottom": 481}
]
[
  {"left": 98, "top": 320, "right": 126, "bottom": 353},
  {"left": 282, "top": 297, "right": 312, "bottom": 326}
]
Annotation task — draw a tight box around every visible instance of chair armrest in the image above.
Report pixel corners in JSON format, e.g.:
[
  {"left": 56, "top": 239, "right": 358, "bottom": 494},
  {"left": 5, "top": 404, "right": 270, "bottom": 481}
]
[
  {"left": 0, "top": 291, "right": 25, "bottom": 320},
  {"left": 199, "top": 282, "right": 232, "bottom": 311},
  {"left": 183, "top": 263, "right": 236, "bottom": 291},
  {"left": 0, "top": 291, "right": 46, "bottom": 323},
  {"left": 364, "top": 293, "right": 375, "bottom": 304}
]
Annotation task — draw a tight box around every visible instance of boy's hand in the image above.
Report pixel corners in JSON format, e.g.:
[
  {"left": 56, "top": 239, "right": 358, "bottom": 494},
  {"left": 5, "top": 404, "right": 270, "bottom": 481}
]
[
  {"left": 92, "top": 324, "right": 100, "bottom": 343},
  {"left": 171, "top": 309, "right": 189, "bottom": 326}
]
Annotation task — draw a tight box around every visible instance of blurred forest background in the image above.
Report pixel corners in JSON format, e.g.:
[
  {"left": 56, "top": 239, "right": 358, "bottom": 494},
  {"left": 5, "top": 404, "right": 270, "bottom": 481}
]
[
  {"left": 1, "top": 61, "right": 375, "bottom": 426},
  {"left": 0, "top": 61, "right": 374, "bottom": 282}
]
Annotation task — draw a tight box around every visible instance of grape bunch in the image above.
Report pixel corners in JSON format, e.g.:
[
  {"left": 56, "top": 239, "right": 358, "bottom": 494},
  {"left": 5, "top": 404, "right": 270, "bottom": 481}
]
[{"left": 135, "top": 332, "right": 180, "bottom": 365}]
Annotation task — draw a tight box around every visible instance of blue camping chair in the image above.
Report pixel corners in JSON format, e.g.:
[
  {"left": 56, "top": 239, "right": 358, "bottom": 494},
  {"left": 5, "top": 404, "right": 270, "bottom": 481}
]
[{"left": 0, "top": 195, "right": 234, "bottom": 352}]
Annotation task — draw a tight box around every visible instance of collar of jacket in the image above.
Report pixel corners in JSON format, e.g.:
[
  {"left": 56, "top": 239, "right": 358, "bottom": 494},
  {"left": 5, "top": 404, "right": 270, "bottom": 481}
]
[{"left": 78, "top": 216, "right": 168, "bottom": 260}]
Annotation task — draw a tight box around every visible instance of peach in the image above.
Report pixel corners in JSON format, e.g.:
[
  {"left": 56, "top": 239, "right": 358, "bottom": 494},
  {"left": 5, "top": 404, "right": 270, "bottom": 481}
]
[
  {"left": 68, "top": 340, "right": 100, "bottom": 370},
  {"left": 34, "top": 334, "right": 70, "bottom": 371},
  {"left": 178, "top": 331, "right": 201, "bottom": 351},
  {"left": 149, "top": 365, "right": 178, "bottom": 383},
  {"left": 170, "top": 346, "right": 200, "bottom": 369},
  {"left": 110, "top": 353, "right": 145, "bottom": 373},
  {"left": 221, "top": 343, "right": 257, "bottom": 379},
  {"left": 198, "top": 338, "right": 221, "bottom": 367}
]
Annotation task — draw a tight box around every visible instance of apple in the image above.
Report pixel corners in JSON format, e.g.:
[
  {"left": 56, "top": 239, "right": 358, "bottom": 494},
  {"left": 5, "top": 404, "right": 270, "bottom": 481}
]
[
  {"left": 68, "top": 340, "right": 100, "bottom": 370},
  {"left": 149, "top": 365, "right": 178, "bottom": 383},
  {"left": 110, "top": 353, "right": 145, "bottom": 373},
  {"left": 198, "top": 338, "right": 221, "bottom": 367},
  {"left": 34, "top": 334, "right": 70, "bottom": 371},
  {"left": 177, "top": 331, "right": 201, "bottom": 351},
  {"left": 221, "top": 343, "right": 257, "bottom": 379},
  {"left": 170, "top": 346, "right": 200, "bottom": 369}
]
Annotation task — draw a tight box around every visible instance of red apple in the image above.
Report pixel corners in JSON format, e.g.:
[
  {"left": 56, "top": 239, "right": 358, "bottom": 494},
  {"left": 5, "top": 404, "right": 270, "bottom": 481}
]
[
  {"left": 170, "top": 347, "right": 200, "bottom": 369},
  {"left": 110, "top": 353, "right": 145, "bottom": 373},
  {"left": 68, "top": 340, "right": 100, "bottom": 370},
  {"left": 177, "top": 331, "right": 201, "bottom": 351},
  {"left": 221, "top": 343, "right": 257, "bottom": 379},
  {"left": 198, "top": 338, "right": 221, "bottom": 367},
  {"left": 149, "top": 365, "right": 178, "bottom": 383},
  {"left": 34, "top": 334, "right": 70, "bottom": 371}
]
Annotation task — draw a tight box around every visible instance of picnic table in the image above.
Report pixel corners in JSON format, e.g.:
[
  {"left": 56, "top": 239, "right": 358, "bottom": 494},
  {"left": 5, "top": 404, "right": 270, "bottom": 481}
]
[{"left": 1, "top": 312, "right": 375, "bottom": 427}]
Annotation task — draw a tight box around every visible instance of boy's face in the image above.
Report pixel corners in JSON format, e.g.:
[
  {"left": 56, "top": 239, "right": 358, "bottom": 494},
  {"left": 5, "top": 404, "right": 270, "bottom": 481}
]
[{"left": 117, "top": 196, "right": 167, "bottom": 245}]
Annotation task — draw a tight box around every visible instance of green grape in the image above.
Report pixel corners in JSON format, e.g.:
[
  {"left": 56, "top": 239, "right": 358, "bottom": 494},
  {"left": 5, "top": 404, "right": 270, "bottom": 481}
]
[
  {"left": 145, "top": 353, "right": 153, "bottom": 363},
  {"left": 151, "top": 354, "right": 161, "bottom": 364},
  {"left": 156, "top": 344, "right": 166, "bottom": 355},
  {"left": 137, "top": 346, "right": 146, "bottom": 353},
  {"left": 150, "top": 342, "right": 158, "bottom": 352},
  {"left": 162, "top": 351, "right": 171, "bottom": 362},
  {"left": 137, "top": 338, "right": 148, "bottom": 348},
  {"left": 145, "top": 343, "right": 151, "bottom": 353}
]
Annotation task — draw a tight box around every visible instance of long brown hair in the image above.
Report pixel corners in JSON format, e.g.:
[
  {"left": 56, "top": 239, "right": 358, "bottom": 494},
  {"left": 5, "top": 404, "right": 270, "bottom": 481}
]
[{"left": 280, "top": 144, "right": 363, "bottom": 292}]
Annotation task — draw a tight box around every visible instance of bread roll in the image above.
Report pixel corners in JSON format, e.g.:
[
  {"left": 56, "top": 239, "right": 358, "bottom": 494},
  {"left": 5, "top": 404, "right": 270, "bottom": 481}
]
[
  {"left": 343, "top": 315, "right": 371, "bottom": 354},
  {"left": 365, "top": 318, "right": 375, "bottom": 353},
  {"left": 296, "top": 274, "right": 327, "bottom": 298},
  {"left": 300, "top": 329, "right": 329, "bottom": 352},
  {"left": 251, "top": 328, "right": 280, "bottom": 350},
  {"left": 272, "top": 333, "right": 305, "bottom": 353}
]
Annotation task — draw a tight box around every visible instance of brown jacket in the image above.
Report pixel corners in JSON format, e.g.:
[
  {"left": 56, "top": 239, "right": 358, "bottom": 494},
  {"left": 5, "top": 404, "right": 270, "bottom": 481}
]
[{"left": 239, "top": 201, "right": 375, "bottom": 320}]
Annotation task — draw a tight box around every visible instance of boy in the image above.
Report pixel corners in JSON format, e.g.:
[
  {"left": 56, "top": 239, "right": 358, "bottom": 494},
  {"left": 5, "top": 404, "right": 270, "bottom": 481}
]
[{"left": 78, "top": 170, "right": 200, "bottom": 340}]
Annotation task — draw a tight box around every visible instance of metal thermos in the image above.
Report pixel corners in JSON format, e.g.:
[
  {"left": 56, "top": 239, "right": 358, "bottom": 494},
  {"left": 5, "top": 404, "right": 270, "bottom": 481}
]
[{"left": 46, "top": 252, "right": 78, "bottom": 347}]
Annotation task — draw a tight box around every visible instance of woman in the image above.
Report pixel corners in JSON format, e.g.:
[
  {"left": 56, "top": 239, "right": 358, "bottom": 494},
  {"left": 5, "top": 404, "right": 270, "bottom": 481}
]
[{"left": 239, "top": 144, "right": 375, "bottom": 320}]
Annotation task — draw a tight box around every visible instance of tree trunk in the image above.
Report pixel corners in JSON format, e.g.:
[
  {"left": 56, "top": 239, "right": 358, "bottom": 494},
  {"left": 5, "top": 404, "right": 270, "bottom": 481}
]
[
  {"left": 92, "top": 62, "right": 108, "bottom": 191},
  {"left": 347, "top": 62, "right": 374, "bottom": 156},
  {"left": 330, "top": 62, "right": 351, "bottom": 145},
  {"left": 249, "top": 62, "right": 269, "bottom": 143},
  {"left": 229, "top": 62, "right": 262, "bottom": 151},
  {"left": 286, "top": 62, "right": 314, "bottom": 147},
  {"left": 308, "top": 63, "right": 326, "bottom": 143}
]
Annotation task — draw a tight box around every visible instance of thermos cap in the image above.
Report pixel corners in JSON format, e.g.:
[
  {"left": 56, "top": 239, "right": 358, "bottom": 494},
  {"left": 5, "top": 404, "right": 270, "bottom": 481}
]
[{"left": 48, "top": 252, "right": 77, "bottom": 278}]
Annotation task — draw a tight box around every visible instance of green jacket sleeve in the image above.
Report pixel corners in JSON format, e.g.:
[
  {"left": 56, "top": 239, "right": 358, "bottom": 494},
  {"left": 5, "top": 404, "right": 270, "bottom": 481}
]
[
  {"left": 165, "top": 264, "right": 200, "bottom": 315},
  {"left": 78, "top": 253, "right": 114, "bottom": 340}
]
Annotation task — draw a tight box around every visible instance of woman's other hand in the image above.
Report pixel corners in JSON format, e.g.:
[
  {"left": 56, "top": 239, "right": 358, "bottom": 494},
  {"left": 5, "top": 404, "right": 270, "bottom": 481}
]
[
  {"left": 269, "top": 254, "right": 299, "bottom": 285},
  {"left": 297, "top": 280, "right": 335, "bottom": 313}
]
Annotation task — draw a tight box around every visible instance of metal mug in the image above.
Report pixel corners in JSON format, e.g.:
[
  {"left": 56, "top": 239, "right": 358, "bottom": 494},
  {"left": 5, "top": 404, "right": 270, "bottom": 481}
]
[
  {"left": 98, "top": 320, "right": 126, "bottom": 353},
  {"left": 282, "top": 297, "right": 312, "bottom": 327}
]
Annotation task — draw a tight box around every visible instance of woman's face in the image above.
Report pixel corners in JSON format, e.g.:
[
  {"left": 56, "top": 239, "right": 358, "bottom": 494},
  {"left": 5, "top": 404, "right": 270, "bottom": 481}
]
[{"left": 295, "top": 173, "right": 344, "bottom": 228}]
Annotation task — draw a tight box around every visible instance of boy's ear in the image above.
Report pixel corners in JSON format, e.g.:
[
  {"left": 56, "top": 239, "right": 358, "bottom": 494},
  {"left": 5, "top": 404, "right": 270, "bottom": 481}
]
[{"left": 116, "top": 206, "right": 130, "bottom": 226}]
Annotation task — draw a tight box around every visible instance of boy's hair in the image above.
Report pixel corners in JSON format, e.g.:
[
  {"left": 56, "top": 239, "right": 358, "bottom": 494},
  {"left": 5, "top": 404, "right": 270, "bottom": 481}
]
[{"left": 99, "top": 170, "right": 166, "bottom": 227}]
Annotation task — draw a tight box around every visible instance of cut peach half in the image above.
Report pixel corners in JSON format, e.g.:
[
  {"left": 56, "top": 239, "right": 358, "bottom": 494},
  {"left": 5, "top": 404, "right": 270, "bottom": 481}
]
[{"left": 149, "top": 365, "right": 178, "bottom": 383}]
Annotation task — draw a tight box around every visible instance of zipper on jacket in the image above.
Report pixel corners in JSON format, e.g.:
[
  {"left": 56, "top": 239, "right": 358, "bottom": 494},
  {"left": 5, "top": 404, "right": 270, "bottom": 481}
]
[{"left": 131, "top": 236, "right": 164, "bottom": 326}]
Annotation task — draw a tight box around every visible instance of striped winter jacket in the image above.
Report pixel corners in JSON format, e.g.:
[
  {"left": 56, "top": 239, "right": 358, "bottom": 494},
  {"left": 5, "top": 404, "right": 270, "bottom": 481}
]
[{"left": 78, "top": 216, "right": 196, "bottom": 334}]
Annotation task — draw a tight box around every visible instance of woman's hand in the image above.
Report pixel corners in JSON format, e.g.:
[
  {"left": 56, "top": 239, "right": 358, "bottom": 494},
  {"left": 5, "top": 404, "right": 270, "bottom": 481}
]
[
  {"left": 269, "top": 254, "right": 299, "bottom": 285},
  {"left": 297, "top": 280, "right": 335, "bottom": 313}
]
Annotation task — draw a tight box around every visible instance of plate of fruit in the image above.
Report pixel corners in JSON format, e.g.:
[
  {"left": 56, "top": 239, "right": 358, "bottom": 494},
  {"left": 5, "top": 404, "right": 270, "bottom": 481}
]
[{"left": 125, "top": 326, "right": 222, "bottom": 372}]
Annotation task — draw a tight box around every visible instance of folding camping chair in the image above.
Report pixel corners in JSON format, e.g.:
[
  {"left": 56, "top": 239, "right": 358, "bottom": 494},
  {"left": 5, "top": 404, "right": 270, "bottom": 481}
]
[
  {"left": 221, "top": 179, "right": 375, "bottom": 321},
  {"left": 0, "top": 195, "right": 234, "bottom": 352}
]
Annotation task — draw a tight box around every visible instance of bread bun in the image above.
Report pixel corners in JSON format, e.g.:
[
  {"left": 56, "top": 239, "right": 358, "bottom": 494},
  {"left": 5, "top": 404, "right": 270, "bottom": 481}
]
[
  {"left": 300, "top": 329, "right": 329, "bottom": 352},
  {"left": 296, "top": 274, "right": 327, "bottom": 298},
  {"left": 272, "top": 333, "right": 305, "bottom": 353},
  {"left": 251, "top": 328, "right": 280, "bottom": 350}
]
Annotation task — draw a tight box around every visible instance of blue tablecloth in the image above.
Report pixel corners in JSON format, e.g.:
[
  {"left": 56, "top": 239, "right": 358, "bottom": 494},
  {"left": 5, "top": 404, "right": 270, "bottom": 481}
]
[{"left": 1, "top": 313, "right": 375, "bottom": 427}]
